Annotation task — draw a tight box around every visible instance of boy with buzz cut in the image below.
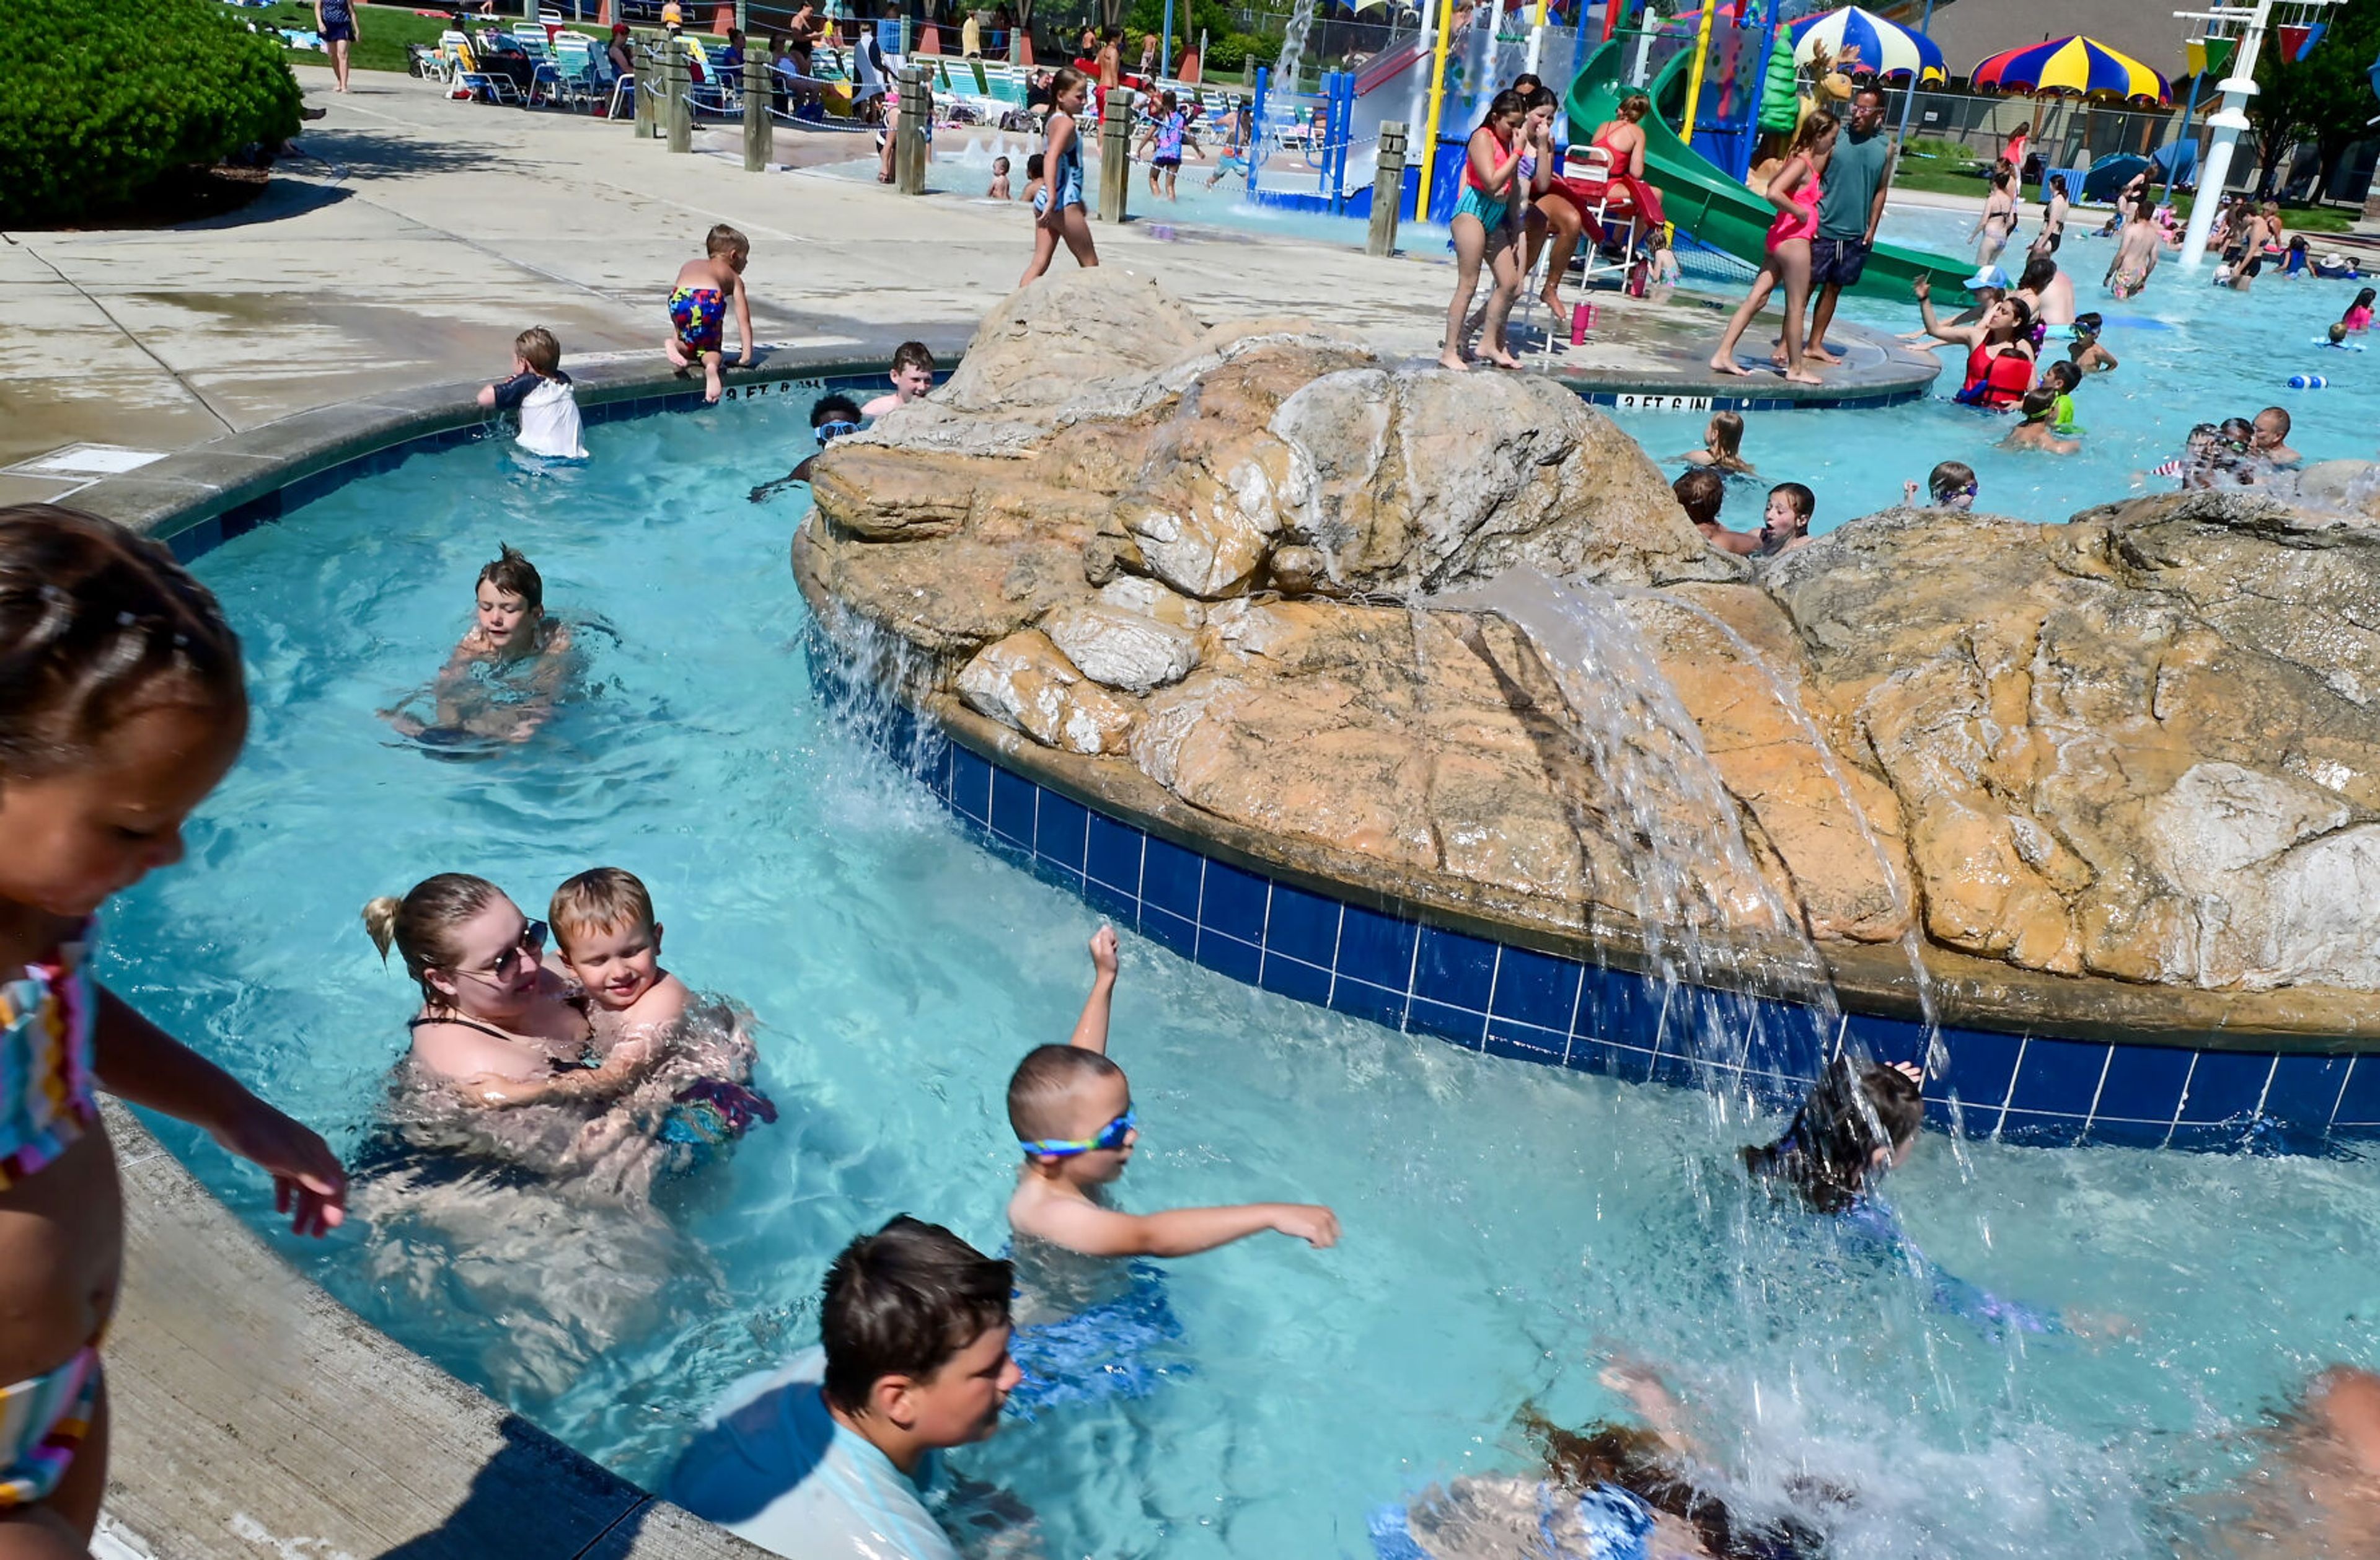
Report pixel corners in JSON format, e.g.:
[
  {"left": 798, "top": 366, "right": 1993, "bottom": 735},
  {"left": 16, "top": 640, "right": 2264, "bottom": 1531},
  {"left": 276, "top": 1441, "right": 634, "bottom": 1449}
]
[
  {"left": 549, "top": 866, "right": 692, "bottom": 1039},
  {"left": 862, "top": 340, "right": 936, "bottom": 418},
  {"left": 668, "top": 223, "right": 756, "bottom": 405},
  {"left": 475, "top": 326, "right": 586, "bottom": 460},
  {"left": 667, "top": 1216, "right": 1021, "bottom": 1560},
  {"left": 1006, "top": 927, "right": 1340, "bottom": 1275}
]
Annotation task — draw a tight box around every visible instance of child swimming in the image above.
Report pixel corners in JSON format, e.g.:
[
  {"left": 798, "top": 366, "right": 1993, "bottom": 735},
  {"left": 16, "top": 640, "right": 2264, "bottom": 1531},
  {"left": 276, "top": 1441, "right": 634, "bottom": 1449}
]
[
  {"left": 1007, "top": 927, "right": 1338, "bottom": 1280},
  {"left": 0, "top": 504, "right": 347, "bottom": 1551},
  {"left": 2001, "top": 389, "right": 2079, "bottom": 454},
  {"left": 2066, "top": 312, "right": 2117, "bottom": 374},
  {"left": 1902, "top": 459, "right": 1977, "bottom": 509},
  {"left": 1756, "top": 482, "right": 1815, "bottom": 554},
  {"left": 388, "top": 544, "right": 575, "bottom": 746},
  {"left": 1678, "top": 411, "right": 1755, "bottom": 475},
  {"left": 1675, "top": 469, "right": 1760, "bottom": 556}
]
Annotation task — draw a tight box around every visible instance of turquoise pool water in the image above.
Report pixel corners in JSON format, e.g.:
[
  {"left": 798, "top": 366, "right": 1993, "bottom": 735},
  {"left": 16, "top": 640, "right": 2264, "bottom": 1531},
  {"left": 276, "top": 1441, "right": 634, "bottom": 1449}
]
[{"left": 105, "top": 394, "right": 2380, "bottom": 1558}]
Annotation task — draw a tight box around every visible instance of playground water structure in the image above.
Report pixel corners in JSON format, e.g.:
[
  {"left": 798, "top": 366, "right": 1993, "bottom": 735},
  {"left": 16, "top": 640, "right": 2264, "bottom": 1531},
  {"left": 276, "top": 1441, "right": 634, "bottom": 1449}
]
[{"left": 105, "top": 382, "right": 2380, "bottom": 1560}]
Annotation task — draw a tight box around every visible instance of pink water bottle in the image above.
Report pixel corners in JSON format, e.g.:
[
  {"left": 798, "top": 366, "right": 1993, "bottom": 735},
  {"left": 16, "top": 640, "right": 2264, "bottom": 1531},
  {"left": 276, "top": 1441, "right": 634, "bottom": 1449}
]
[{"left": 1571, "top": 301, "right": 1596, "bottom": 345}]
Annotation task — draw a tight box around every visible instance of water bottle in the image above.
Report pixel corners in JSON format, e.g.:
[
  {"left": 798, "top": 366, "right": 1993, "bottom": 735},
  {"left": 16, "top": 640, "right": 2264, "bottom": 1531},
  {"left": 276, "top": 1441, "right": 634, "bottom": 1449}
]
[
  {"left": 2288, "top": 373, "right": 2327, "bottom": 389},
  {"left": 1571, "top": 301, "right": 1596, "bottom": 345}
]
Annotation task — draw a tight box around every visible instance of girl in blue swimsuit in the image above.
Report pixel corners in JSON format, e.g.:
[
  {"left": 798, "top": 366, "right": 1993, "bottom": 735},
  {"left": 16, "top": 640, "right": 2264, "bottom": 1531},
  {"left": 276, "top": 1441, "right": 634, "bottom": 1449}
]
[
  {"left": 1020, "top": 68, "right": 1099, "bottom": 287},
  {"left": 1440, "top": 89, "right": 1536, "bottom": 372}
]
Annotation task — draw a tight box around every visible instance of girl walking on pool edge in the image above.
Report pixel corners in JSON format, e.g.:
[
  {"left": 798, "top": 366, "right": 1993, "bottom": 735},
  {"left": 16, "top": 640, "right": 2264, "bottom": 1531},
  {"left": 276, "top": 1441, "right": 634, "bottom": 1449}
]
[
  {"left": 1021, "top": 68, "right": 1098, "bottom": 286},
  {"left": 1708, "top": 112, "right": 1836, "bottom": 385}
]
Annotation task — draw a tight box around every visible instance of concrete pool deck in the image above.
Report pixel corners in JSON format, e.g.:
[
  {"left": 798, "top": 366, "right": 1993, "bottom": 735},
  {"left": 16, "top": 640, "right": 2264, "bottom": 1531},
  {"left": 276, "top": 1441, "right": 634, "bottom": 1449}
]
[{"left": 0, "top": 63, "right": 1934, "bottom": 503}]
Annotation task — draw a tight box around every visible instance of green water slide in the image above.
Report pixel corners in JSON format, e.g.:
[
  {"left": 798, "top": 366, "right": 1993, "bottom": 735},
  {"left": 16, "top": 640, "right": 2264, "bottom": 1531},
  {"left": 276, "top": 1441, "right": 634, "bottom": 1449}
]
[{"left": 1566, "top": 39, "right": 1972, "bottom": 305}]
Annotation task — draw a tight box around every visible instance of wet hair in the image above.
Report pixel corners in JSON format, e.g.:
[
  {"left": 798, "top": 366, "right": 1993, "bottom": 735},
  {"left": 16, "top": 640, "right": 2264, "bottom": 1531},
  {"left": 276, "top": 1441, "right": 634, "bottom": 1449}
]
[
  {"left": 2019, "top": 387, "right": 2060, "bottom": 423},
  {"left": 2221, "top": 415, "right": 2256, "bottom": 447},
  {"left": 549, "top": 865, "right": 656, "bottom": 954},
  {"left": 1926, "top": 460, "right": 1976, "bottom": 503},
  {"left": 2331, "top": 322, "right": 2350, "bottom": 344},
  {"left": 1787, "top": 112, "right": 1838, "bottom": 156},
  {"left": 2184, "top": 421, "right": 2220, "bottom": 450},
  {"left": 2048, "top": 173, "right": 2068, "bottom": 196},
  {"left": 2017, "top": 252, "right": 2056, "bottom": 293},
  {"left": 2042, "top": 358, "right": 2080, "bottom": 392},
  {"left": 1049, "top": 66, "right": 1086, "bottom": 105},
  {"left": 1615, "top": 91, "right": 1651, "bottom": 124},
  {"left": 1483, "top": 88, "right": 1528, "bottom": 128},
  {"left": 1522, "top": 1407, "right": 1831, "bottom": 1560},
  {"left": 820, "top": 1215, "right": 1013, "bottom": 1414},
  {"left": 1704, "top": 410, "right": 1746, "bottom": 466},
  {"left": 1996, "top": 294, "right": 2035, "bottom": 337},
  {"left": 993, "top": 154, "right": 1010, "bottom": 172},
  {"left": 705, "top": 222, "right": 749, "bottom": 262},
  {"left": 1768, "top": 481, "right": 1815, "bottom": 524},
  {"left": 1743, "top": 1056, "right": 1924, "bottom": 1213},
  {"left": 1025, "top": 151, "right": 1045, "bottom": 180},
  {"left": 2069, "top": 311, "right": 2102, "bottom": 338},
  {"left": 2256, "top": 405, "right": 2291, "bottom": 436},
  {"left": 0, "top": 504, "right": 244, "bottom": 782},
  {"left": 890, "top": 340, "right": 937, "bottom": 378},
  {"left": 477, "top": 543, "right": 544, "bottom": 615},
  {"left": 514, "top": 326, "right": 560, "bottom": 377},
  {"left": 2353, "top": 287, "right": 2377, "bottom": 311},
  {"left": 362, "top": 873, "right": 509, "bottom": 1007},
  {"left": 1672, "top": 468, "right": 1726, "bottom": 527},
  {"left": 1007, "top": 1042, "right": 1126, "bottom": 1144},
  {"left": 1510, "top": 72, "right": 1543, "bottom": 95}
]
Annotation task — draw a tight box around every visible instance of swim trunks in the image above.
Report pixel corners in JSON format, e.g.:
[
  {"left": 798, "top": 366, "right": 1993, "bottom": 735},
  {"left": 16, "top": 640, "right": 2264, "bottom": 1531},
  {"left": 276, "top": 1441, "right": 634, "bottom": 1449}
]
[
  {"left": 2108, "top": 263, "right": 2146, "bottom": 299},
  {"left": 1809, "top": 234, "right": 1870, "bottom": 288},
  {"left": 669, "top": 286, "right": 726, "bottom": 356},
  {"left": 1, "top": 920, "right": 98, "bottom": 1191},
  {"left": 0, "top": 1344, "right": 102, "bottom": 1509},
  {"left": 1003, "top": 1260, "right": 1186, "bottom": 1421}
]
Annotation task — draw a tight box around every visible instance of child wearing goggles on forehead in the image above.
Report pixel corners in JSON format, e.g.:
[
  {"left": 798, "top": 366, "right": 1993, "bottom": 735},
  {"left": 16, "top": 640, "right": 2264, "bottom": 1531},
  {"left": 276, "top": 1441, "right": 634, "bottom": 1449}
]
[
  {"left": 748, "top": 393, "right": 865, "bottom": 504},
  {"left": 1006, "top": 927, "right": 1340, "bottom": 1272}
]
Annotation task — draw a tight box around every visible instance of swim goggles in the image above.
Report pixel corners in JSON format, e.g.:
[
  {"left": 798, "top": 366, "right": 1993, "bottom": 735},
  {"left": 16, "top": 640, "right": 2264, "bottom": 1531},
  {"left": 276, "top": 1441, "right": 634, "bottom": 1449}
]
[
  {"left": 1018, "top": 1106, "right": 1135, "bottom": 1158},
  {"left": 814, "top": 419, "right": 860, "bottom": 446}
]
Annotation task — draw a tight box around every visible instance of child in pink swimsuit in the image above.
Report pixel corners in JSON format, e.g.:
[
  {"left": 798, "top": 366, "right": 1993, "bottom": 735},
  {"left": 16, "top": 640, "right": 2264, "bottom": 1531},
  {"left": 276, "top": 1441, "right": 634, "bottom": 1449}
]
[{"left": 1708, "top": 113, "right": 1838, "bottom": 386}]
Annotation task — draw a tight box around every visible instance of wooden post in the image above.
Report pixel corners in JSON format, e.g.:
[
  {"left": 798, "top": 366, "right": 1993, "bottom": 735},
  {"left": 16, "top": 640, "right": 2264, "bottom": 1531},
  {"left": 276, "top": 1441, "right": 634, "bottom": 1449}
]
[
  {"left": 633, "top": 35, "right": 658, "bottom": 137},
  {"left": 1098, "top": 86, "right": 1132, "bottom": 222},
  {"left": 894, "top": 64, "right": 930, "bottom": 193},
  {"left": 666, "top": 33, "right": 692, "bottom": 152},
  {"left": 1367, "top": 120, "right": 1406, "bottom": 257},
  {"left": 743, "top": 43, "right": 770, "bottom": 169}
]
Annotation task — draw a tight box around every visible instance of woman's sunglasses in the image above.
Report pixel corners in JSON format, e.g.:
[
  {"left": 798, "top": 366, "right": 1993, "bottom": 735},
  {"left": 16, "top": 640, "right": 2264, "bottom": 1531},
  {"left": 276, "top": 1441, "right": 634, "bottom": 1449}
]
[
  {"left": 1018, "top": 1106, "right": 1135, "bottom": 1158},
  {"left": 469, "top": 919, "right": 547, "bottom": 983}
]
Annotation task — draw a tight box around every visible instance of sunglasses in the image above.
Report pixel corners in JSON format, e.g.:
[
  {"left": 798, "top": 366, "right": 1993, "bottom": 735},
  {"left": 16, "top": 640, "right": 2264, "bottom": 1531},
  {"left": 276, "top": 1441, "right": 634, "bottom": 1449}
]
[
  {"left": 466, "top": 919, "right": 547, "bottom": 983},
  {"left": 1018, "top": 1106, "right": 1135, "bottom": 1158},
  {"left": 814, "top": 419, "right": 860, "bottom": 446}
]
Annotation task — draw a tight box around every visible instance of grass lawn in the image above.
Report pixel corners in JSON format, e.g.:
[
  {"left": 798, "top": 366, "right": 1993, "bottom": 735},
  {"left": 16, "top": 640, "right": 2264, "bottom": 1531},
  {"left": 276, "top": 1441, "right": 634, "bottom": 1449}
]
[
  {"left": 223, "top": 2, "right": 718, "bottom": 74},
  {"left": 1887, "top": 148, "right": 2356, "bottom": 232}
]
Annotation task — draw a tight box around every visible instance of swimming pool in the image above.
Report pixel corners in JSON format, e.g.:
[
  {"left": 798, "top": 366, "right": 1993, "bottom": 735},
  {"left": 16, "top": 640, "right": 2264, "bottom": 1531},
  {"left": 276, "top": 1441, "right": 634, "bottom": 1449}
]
[{"left": 104, "top": 388, "right": 2380, "bottom": 1558}]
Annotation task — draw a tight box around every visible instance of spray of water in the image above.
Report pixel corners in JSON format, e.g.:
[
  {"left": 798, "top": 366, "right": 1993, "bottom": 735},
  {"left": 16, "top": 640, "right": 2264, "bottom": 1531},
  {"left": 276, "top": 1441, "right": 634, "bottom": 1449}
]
[{"left": 1265, "top": 0, "right": 1323, "bottom": 136}]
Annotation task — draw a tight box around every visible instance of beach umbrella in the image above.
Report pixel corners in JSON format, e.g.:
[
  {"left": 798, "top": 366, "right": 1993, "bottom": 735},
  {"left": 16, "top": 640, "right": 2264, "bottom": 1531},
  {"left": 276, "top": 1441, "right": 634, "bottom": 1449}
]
[
  {"left": 1969, "top": 35, "right": 2172, "bottom": 105},
  {"left": 1787, "top": 6, "right": 1946, "bottom": 82}
]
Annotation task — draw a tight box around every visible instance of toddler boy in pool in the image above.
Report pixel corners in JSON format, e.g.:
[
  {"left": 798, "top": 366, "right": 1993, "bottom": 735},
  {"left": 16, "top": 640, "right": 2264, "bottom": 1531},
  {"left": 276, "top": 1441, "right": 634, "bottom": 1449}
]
[
  {"left": 668, "top": 223, "right": 756, "bottom": 405},
  {"left": 550, "top": 866, "right": 692, "bottom": 1040},
  {"left": 1006, "top": 927, "right": 1340, "bottom": 1274},
  {"left": 475, "top": 325, "right": 586, "bottom": 459}
]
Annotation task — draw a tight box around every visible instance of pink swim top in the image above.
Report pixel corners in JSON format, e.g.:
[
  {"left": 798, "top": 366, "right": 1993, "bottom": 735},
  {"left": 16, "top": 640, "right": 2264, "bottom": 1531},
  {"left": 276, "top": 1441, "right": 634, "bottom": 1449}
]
[
  {"left": 1766, "top": 161, "right": 1822, "bottom": 247},
  {"left": 2348, "top": 305, "right": 2374, "bottom": 332}
]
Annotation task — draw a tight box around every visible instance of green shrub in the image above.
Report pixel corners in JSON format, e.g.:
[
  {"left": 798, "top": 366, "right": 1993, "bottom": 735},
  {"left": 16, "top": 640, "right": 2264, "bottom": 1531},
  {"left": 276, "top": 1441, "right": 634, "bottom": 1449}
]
[{"left": 0, "top": 0, "right": 302, "bottom": 224}]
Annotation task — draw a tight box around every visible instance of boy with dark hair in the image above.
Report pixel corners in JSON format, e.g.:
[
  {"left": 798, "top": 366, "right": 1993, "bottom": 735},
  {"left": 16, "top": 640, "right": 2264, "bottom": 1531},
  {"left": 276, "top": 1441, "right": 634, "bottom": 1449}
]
[
  {"left": 749, "top": 393, "right": 864, "bottom": 501},
  {"left": 1672, "top": 468, "right": 1757, "bottom": 555},
  {"left": 475, "top": 325, "right": 586, "bottom": 460},
  {"left": 2001, "top": 389, "right": 2080, "bottom": 454},
  {"left": 1758, "top": 482, "right": 1815, "bottom": 553},
  {"left": 863, "top": 342, "right": 936, "bottom": 418},
  {"left": 667, "top": 1216, "right": 1020, "bottom": 1560},
  {"left": 1007, "top": 928, "right": 1338, "bottom": 1269},
  {"left": 668, "top": 223, "right": 756, "bottom": 405},
  {"left": 1903, "top": 459, "right": 1977, "bottom": 509}
]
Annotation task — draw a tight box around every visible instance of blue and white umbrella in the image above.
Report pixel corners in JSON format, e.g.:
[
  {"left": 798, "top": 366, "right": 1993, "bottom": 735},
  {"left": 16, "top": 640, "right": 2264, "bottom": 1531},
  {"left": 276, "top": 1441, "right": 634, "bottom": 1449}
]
[{"left": 1787, "top": 6, "right": 1946, "bottom": 84}]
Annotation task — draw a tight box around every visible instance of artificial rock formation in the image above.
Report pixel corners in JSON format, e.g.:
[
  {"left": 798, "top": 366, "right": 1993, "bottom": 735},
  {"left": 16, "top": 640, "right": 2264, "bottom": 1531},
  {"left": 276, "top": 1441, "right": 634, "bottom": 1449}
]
[{"left": 796, "top": 269, "right": 2380, "bottom": 1008}]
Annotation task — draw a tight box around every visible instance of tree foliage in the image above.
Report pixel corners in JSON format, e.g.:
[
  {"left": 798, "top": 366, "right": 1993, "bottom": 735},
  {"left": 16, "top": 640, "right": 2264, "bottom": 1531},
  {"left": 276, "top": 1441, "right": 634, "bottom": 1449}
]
[
  {"left": 0, "top": 0, "right": 302, "bottom": 224},
  {"left": 2248, "top": 0, "right": 2380, "bottom": 194}
]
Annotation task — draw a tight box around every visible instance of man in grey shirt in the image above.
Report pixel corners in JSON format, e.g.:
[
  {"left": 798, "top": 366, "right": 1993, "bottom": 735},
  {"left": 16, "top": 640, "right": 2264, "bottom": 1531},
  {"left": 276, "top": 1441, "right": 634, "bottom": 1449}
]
[{"left": 1805, "top": 85, "right": 1893, "bottom": 363}]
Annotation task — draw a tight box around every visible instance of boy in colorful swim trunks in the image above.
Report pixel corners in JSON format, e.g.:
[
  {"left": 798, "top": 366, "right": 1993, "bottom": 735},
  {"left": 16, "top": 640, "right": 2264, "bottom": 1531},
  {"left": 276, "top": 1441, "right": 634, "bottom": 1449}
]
[
  {"left": 667, "top": 223, "right": 754, "bottom": 405},
  {"left": 2104, "top": 205, "right": 2160, "bottom": 300}
]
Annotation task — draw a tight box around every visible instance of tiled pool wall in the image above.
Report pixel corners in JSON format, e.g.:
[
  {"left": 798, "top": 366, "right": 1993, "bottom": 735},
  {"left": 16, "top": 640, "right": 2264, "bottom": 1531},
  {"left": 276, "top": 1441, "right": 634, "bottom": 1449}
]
[
  {"left": 814, "top": 647, "right": 2380, "bottom": 1157},
  {"left": 118, "top": 369, "right": 2379, "bottom": 1158}
]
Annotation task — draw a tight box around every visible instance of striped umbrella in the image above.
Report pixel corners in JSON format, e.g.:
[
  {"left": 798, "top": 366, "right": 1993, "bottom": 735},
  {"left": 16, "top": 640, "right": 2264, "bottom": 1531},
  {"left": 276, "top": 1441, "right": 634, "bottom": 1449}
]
[
  {"left": 1970, "top": 35, "right": 2172, "bottom": 105},
  {"left": 1787, "top": 7, "right": 1946, "bottom": 82}
]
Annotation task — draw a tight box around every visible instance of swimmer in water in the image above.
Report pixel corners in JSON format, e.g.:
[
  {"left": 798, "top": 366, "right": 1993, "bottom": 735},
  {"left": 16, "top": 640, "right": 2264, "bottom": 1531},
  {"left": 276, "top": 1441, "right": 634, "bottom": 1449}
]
[
  {"left": 2190, "top": 1366, "right": 2380, "bottom": 1557},
  {"left": 386, "top": 544, "right": 574, "bottom": 746},
  {"left": 550, "top": 867, "right": 690, "bottom": 1041}
]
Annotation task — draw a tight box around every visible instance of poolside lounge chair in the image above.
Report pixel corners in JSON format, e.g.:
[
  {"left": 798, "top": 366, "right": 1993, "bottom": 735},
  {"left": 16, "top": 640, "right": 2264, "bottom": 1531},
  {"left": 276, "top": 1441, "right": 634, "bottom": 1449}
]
[
  {"left": 439, "top": 30, "right": 517, "bottom": 102},
  {"left": 551, "top": 33, "right": 605, "bottom": 110}
]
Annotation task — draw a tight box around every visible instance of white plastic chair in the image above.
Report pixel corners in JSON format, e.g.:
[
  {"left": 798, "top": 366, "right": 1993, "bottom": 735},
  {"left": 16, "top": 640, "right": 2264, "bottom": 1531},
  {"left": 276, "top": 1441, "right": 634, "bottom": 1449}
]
[{"left": 1564, "top": 144, "right": 1644, "bottom": 294}]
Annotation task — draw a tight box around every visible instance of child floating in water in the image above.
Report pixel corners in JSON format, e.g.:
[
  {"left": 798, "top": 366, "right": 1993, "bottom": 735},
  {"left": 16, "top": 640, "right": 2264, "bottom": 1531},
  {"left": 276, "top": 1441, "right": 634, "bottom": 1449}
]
[
  {"left": 1744, "top": 1055, "right": 2060, "bottom": 1335},
  {"left": 1678, "top": 411, "right": 1756, "bottom": 475},
  {"left": 667, "top": 223, "right": 755, "bottom": 405},
  {"left": 1903, "top": 459, "right": 1977, "bottom": 509},
  {"left": 1756, "top": 482, "right": 1815, "bottom": 554},
  {"left": 388, "top": 544, "right": 575, "bottom": 747}
]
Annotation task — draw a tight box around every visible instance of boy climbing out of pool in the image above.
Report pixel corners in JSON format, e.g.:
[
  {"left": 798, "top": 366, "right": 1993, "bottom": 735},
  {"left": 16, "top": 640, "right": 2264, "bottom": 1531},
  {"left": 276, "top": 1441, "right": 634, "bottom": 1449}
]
[
  {"left": 666, "top": 224, "right": 755, "bottom": 405},
  {"left": 667, "top": 1216, "right": 1023, "bottom": 1560},
  {"left": 1005, "top": 927, "right": 1341, "bottom": 1268},
  {"left": 862, "top": 342, "right": 935, "bottom": 419},
  {"left": 475, "top": 325, "right": 586, "bottom": 461},
  {"left": 0, "top": 504, "right": 348, "bottom": 1558}
]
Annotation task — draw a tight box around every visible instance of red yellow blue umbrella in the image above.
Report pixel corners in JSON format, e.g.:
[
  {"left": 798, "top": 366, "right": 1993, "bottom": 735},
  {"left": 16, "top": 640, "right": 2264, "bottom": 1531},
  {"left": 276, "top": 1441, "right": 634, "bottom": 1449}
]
[{"left": 1970, "top": 35, "right": 2172, "bottom": 106}]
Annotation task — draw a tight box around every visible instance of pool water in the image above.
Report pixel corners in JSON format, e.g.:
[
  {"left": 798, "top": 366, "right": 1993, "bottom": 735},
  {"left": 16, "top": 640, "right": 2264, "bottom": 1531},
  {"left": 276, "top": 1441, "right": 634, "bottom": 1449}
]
[{"left": 108, "top": 392, "right": 2380, "bottom": 1558}]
